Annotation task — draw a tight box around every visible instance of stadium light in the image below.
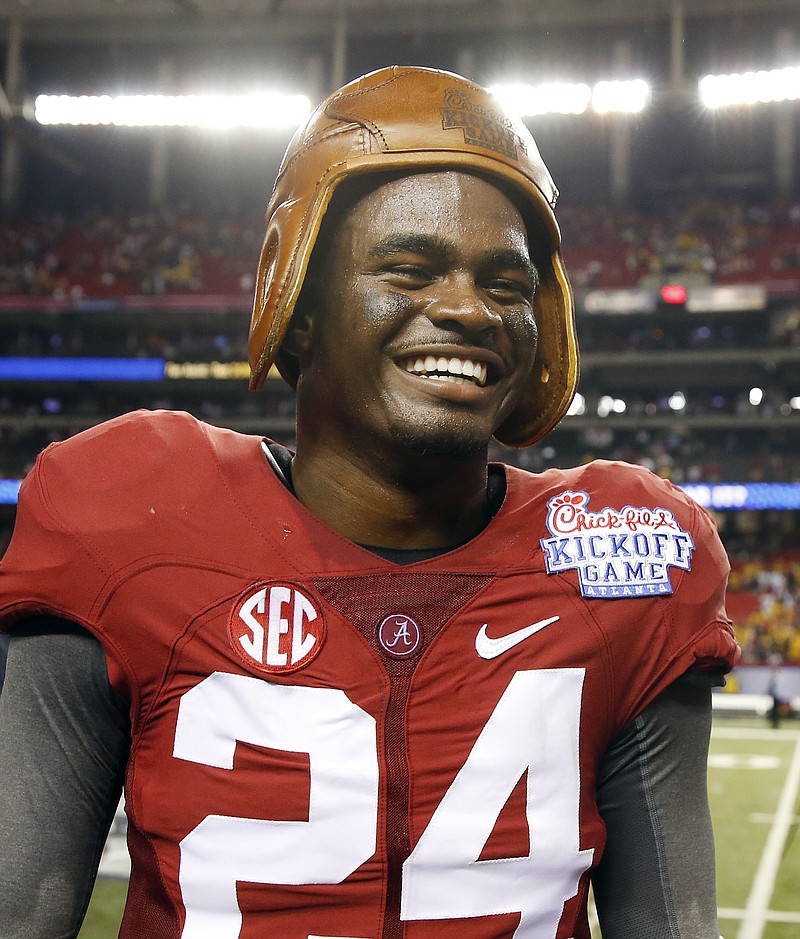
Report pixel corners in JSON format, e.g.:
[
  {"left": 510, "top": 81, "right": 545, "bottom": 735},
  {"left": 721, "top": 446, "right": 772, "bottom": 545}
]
[
  {"left": 597, "top": 396, "right": 613, "bottom": 418},
  {"left": 699, "top": 66, "right": 800, "bottom": 108},
  {"left": 33, "top": 92, "right": 312, "bottom": 128},
  {"left": 592, "top": 79, "right": 650, "bottom": 114},
  {"left": 489, "top": 82, "right": 592, "bottom": 116},
  {"left": 668, "top": 392, "right": 686, "bottom": 412},
  {"left": 490, "top": 79, "right": 650, "bottom": 117},
  {"left": 597, "top": 395, "right": 626, "bottom": 417}
]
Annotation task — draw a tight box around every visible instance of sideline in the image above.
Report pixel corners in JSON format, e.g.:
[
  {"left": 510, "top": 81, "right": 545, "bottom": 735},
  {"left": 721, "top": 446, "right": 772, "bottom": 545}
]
[{"left": 736, "top": 735, "right": 800, "bottom": 939}]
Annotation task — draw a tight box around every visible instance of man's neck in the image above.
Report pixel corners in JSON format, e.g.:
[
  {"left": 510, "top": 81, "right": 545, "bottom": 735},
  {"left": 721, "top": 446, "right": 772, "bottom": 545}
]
[{"left": 290, "top": 441, "right": 493, "bottom": 550}]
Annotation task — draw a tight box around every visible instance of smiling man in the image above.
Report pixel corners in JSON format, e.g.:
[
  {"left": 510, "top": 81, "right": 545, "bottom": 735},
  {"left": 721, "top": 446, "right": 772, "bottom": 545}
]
[
  {"left": 286, "top": 170, "right": 540, "bottom": 547},
  {"left": 0, "top": 67, "right": 739, "bottom": 939}
]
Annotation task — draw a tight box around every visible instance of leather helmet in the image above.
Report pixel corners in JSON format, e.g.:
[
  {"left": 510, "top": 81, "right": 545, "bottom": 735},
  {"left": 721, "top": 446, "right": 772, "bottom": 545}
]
[{"left": 248, "top": 65, "right": 578, "bottom": 446}]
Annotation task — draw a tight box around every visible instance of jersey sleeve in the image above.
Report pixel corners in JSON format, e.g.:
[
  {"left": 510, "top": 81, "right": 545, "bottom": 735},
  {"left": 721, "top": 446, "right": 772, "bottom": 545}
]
[
  {"left": 0, "top": 436, "right": 134, "bottom": 694},
  {"left": 0, "top": 443, "right": 113, "bottom": 633},
  {"left": 0, "top": 410, "right": 266, "bottom": 709},
  {"left": 671, "top": 492, "right": 739, "bottom": 669},
  {"left": 600, "top": 467, "right": 740, "bottom": 731},
  {"left": 0, "top": 410, "right": 211, "bottom": 699},
  {"left": 655, "top": 478, "right": 740, "bottom": 674}
]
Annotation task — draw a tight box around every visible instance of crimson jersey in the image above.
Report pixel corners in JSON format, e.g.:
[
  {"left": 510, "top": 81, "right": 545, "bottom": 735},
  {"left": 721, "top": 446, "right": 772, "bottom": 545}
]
[{"left": 0, "top": 410, "right": 739, "bottom": 939}]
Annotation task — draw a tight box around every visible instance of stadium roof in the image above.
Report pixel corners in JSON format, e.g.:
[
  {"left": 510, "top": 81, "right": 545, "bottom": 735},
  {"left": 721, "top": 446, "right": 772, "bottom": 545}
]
[
  {"left": 2, "top": 0, "right": 799, "bottom": 46},
  {"left": 1, "top": 0, "right": 797, "bottom": 212}
]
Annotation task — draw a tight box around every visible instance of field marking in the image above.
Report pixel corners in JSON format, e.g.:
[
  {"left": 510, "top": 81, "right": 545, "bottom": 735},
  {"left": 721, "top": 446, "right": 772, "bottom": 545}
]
[
  {"left": 587, "top": 888, "right": 600, "bottom": 936},
  {"left": 749, "top": 812, "right": 800, "bottom": 825},
  {"left": 708, "top": 754, "right": 782, "bottom": 770},
  {"left": 736, "top": 735, "right": 800, "bottom": 939},
  {"left": 720, "top": 908, "right": 800, "bottom": 924},
  {"left": 712, "top": 726, "right": 800, "bottom": 742}
]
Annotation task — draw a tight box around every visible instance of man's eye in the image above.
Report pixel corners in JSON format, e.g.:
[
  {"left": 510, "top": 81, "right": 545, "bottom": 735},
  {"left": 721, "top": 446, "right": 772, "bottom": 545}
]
[
  {"left": 384, "top": 265, "right": 432, "bottom": 285},
  {"left": 485, "top": 279, "right": 534, "bottom": 302}
]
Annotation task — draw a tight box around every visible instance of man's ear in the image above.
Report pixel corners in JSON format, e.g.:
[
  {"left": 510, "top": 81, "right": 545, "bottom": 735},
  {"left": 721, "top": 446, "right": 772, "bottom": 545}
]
[
  {"left": 281, "top": 306, "right": 315, "bottom": 360},
  {"left": 283, "top": 228, "right": 330, "bottom": 365}
]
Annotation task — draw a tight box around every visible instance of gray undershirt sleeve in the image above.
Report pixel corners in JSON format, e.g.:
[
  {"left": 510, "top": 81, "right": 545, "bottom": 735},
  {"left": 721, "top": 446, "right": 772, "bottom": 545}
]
[
  {"left": 593, "top": 671, "right": 720, "bottom": 939},
  {"left": 0, "top": 618, "right": 130, "bottom": 939}
]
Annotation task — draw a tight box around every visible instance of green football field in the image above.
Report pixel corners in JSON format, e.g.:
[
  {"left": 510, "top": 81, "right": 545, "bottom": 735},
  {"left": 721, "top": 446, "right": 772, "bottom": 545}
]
[
  {"left": 78, "top": 717, "right": 800, "bottom": 939},
  {"left": 709, "top": 720, "right": 800, "bottom": 939}
]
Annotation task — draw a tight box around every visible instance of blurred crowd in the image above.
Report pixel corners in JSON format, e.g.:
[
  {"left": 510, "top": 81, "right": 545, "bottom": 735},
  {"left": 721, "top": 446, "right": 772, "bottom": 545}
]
[
  {"left": 0, "top": 394, "right": 796, "bottom": 484},
  {"left": 0, "top": 316, "right": 250, "bottom": 361},
  {"left": 494, "top": 425, "right": 799, "bottom": 486},
  {"left": 0, "top": 206, "right": 261, "bottom": 299},
  {"left": 1, "top": 197, "right": 800, "bottom": 301},
  {"left": 0, "top": 390, "right": 297, "bottom": 479},
  {"left": 2, "top": 303, "right": 798, "bottom": 360},
  {"left": 577, "top": 305, "right": 800, "bottom": 353},
  {"left": 728, "top": 556, "right": 800, "bottom": 665},
  {"left": 560, "top": 197, "right": 800, "bottom": 290}
]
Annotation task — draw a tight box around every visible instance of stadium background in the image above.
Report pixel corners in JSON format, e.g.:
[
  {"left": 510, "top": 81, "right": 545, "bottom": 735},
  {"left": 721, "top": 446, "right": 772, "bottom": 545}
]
[{"left": 0, "top": 2, "right": 799, "bottom": 936}]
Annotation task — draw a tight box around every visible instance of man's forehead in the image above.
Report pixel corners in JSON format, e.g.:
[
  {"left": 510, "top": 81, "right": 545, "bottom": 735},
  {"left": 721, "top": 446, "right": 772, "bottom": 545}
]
[
  {"left": 340, "top": 170, "right": 531, "bottom": 249},
  {"left": 345, "top": 168, "right": 523, "bottom": 212}
]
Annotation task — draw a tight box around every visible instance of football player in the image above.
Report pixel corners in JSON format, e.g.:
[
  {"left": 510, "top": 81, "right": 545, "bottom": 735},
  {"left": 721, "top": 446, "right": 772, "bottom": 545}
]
[{"left": 0, "top": 66, "right": 739, "bottom": 939}]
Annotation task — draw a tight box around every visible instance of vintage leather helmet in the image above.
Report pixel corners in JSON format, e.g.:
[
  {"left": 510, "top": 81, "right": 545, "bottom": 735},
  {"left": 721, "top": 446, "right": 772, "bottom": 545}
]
[{"left": 248, "top": 65, "right": 578, "bottom": 446}]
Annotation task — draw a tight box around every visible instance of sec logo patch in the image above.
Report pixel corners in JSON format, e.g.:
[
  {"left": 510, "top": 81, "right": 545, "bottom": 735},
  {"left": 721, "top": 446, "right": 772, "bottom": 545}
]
[{"left": 229, "top": 582, "right": 325, "bottom": 674}]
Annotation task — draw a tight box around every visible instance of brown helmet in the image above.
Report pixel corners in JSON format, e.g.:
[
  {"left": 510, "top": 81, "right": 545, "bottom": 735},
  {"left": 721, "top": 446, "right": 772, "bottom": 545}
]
[{"left": 248, "top": 65, "right": 578, "bottom": 447}]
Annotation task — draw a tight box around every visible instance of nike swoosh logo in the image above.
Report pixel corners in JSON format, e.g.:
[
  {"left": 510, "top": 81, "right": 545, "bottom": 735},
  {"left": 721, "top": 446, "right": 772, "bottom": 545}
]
[{"left": 475, "top": 616, "right": 560, "bottom": 660}]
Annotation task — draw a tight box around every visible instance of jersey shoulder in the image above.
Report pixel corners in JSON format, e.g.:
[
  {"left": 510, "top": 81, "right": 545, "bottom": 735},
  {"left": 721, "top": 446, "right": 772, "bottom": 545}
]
[
  {"left": 35, "top": 408, "right": 221, "bottom": 493},
  {"left": 0, "top": 410, "right": 267, "bottom": 630},
  {"left": 523, "top": 459, "right": 737, "bottom": 666},
  {"left": 27, "top": 408, "right": 259, "bottom": 522},
  {"left": 527, "top": 459, "right": 697, "bottom": 514},
  {"left": 508, "top": 458, "right": 716, "bottom": 545}
]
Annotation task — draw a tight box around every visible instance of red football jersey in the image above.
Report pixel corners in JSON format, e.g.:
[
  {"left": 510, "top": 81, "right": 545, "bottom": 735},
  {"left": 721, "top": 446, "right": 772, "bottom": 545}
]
[{"left": 0, "top": 410, "right": 739, "bottom": 939}]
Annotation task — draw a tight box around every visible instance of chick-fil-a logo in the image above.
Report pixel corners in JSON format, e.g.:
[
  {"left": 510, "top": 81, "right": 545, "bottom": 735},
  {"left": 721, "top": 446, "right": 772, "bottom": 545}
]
[{"left": 540, "top": 490, "right": 694, "bottom": 599}]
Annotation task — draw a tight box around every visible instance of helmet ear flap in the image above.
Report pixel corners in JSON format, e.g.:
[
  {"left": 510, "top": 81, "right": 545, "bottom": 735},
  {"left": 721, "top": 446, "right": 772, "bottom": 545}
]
[
  {"left": 249, "top": 222, "right": 282, "bottom": 390},
  {"left": 492, "top": 256, "right": 578, "bottom": 447}
]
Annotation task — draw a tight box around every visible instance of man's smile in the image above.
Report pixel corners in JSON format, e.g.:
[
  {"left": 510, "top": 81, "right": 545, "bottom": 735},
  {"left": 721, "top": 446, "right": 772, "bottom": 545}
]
[{"left": 398, "top": 354, "right": 490, "bottom": 387}]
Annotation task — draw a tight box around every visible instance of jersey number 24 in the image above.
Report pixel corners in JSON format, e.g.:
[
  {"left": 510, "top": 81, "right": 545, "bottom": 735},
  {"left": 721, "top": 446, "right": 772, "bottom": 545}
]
[{"left": 173, "top": 668, "right": 593, "bottom": 938}]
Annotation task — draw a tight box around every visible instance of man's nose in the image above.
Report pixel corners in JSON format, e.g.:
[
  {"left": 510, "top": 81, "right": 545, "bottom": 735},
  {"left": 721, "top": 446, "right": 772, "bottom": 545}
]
[{"left": 425, "top": 276, "right": 502, "bottom": 334}]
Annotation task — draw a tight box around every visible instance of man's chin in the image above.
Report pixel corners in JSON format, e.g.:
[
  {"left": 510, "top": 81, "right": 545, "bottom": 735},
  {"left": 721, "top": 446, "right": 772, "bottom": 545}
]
[{"left": 389, "top": 424, "right": 491, "bottom": 460}]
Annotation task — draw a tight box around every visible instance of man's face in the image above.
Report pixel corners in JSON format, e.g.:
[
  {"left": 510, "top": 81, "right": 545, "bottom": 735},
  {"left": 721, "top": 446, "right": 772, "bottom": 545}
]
[{"left": 292, "top": 170, "right": 539, "bottom": 459}]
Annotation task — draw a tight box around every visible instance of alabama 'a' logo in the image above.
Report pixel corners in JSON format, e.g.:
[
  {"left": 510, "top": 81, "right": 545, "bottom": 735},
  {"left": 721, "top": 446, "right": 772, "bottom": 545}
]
[
  {"left": 228, "top": 582, "right": 325, "bottom": 674},
  {"left": 378, "top": 613, "right": 422, "bottom": 657}
]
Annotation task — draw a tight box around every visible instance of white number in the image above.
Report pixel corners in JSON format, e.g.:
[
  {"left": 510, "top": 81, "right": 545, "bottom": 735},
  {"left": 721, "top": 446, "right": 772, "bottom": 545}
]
[
  {"left": 401, "top": 669, "right": 593, "bottom": 936},
  {"left": 173, "top": 673, "right": 379, "bottom": 938},
  {"left": 173, "top": 669, "right": 592, "bottom": 938}
]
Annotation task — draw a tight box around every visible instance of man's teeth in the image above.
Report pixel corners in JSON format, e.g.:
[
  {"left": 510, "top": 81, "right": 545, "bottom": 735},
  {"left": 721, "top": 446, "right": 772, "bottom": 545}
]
[{"left": 403, "top": 356, "right": 488, "bottom": 387}]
